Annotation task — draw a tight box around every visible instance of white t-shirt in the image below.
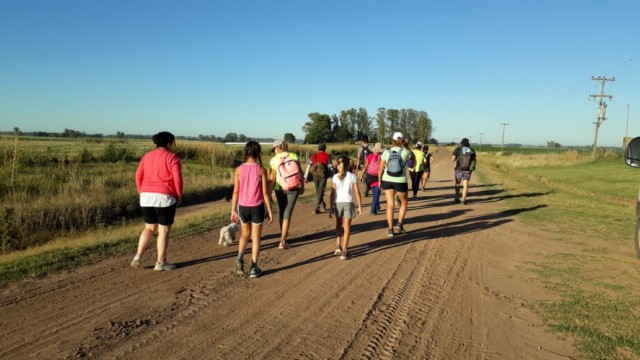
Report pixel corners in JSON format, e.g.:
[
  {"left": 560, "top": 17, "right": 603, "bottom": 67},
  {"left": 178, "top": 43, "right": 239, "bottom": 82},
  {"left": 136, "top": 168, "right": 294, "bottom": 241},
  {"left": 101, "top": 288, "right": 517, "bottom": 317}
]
[
  {"left": 140, "top": 192, "right": 177, "bottom": 207},
  {"left": 332, "top": 172, "right": 357, "bottom": 203}
]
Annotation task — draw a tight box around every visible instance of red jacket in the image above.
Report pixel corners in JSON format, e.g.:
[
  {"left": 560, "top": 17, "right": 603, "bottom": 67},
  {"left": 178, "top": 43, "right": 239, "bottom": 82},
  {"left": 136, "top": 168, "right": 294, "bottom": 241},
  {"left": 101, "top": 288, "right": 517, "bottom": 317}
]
[{"left": 136, "top": 148, "right": 183, "bottom": 199}]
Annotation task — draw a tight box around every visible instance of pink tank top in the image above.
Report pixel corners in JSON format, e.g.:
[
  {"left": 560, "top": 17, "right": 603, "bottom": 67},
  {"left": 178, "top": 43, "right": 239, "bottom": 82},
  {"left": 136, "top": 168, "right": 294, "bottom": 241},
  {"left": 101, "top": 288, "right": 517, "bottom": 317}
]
[{"left": 238, "top": 163, "right": 264, "bottom": 207}]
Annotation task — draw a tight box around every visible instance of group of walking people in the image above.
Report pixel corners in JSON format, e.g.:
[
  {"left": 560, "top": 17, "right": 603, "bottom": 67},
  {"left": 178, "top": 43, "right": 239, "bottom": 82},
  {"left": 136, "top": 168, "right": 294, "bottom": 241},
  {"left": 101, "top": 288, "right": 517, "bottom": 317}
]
[{"left": 130, "top": 131, "right": 476, "bottom": 278}]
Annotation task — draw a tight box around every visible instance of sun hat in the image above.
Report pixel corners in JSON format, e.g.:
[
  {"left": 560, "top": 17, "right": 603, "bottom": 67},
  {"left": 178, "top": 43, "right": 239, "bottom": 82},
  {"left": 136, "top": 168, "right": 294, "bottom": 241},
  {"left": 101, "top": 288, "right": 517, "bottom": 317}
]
[
  {"left": 392, "top": 132, "right": 403, "bottom": 140},
  {"left": 374, "top": 142, "right": 383, "bottom": 153},
  {"left": 272, "top": 139, "right": 284, "bottom": 151}
]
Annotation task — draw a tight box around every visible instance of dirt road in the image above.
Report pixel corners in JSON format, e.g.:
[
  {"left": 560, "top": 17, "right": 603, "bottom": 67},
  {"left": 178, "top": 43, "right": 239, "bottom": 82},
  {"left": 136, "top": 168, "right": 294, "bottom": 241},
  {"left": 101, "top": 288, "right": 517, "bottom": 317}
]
[{"left": 0, "top": 150, "right": 577, "bottom": 359}]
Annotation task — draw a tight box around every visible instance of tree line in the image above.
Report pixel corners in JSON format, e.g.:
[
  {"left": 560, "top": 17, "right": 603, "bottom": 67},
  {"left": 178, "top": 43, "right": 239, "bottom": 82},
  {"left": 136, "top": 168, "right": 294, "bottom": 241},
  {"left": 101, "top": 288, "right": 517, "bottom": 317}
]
[{"left": 301, "top": 107, "right": 436, "bottom": 145}]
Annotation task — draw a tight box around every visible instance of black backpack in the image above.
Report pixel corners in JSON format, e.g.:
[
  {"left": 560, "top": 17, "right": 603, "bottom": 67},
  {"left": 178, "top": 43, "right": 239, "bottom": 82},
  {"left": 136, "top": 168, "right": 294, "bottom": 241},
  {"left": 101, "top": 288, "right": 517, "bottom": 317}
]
[{"left": 458, "top": 146, "right": 474, "bottom": 170}]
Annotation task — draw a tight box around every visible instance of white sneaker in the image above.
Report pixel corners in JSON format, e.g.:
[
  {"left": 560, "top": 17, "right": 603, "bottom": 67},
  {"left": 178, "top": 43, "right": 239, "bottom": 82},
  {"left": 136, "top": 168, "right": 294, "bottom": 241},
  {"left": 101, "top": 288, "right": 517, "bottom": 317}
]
[
  {"left": 130, "top": 257, "right": 141, "bottom": 268},
  {"left": 154, "top": 262, "right": 176, "bottom": 271}
]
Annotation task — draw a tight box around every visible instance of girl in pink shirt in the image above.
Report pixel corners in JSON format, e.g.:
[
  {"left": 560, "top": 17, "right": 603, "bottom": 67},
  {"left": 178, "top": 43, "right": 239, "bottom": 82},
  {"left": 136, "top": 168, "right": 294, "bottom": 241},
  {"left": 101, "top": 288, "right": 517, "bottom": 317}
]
[{"left": 230, "top": 141, "right": 273, "bottom": 278}]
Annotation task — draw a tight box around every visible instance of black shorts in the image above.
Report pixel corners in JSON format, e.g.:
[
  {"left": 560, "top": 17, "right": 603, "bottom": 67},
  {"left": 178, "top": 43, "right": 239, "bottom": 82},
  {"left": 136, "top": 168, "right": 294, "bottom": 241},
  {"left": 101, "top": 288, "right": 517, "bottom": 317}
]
[
  {"left": 141, "top": 205, "right": 177, "bottom": 226},
  {"left": 380, "top": 181, "right": 408, "bottom": 193},
  {"left": 238, "top": 203, "right": 267, "bottom": 224}
]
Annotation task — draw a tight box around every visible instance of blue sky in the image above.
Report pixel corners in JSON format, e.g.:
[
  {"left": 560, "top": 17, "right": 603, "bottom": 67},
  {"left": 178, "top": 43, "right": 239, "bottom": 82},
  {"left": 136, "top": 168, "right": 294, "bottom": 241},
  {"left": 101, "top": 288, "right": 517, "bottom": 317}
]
[{"left": 1, "top": 0, "right": 639, "bottom": 147}]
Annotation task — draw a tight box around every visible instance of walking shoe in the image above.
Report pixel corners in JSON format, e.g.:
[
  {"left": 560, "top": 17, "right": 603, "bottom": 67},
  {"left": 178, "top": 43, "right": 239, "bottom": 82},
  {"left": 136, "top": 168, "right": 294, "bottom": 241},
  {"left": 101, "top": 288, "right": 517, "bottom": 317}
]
[
  {"left": 313, "top": 209, "right": 321, "bottom": 214},
  {"left": 130, "top": 256, "right": 141, "bottom": 268},
  {"left": 154, "top": 262, "right": 176, "bottom": 271},
  {"left": 412, "top": 195, "right": 417, "bottom": 199},
  {"left": 387, "top": 228, "right": 395, "bottom": 237},
  {"left": 339, "top": 251, "right": 350, "bottom": 260},
  {"left": 394, "top": 223, "right": 406, "bottom": 234},
  {"left": 334, "top": 247, "right": 342, "bottom": 256},
  {"left": 234, "top": 258, "right": 245, "bottom": 276},
  {"left": 454, "top": 197, "right": 461, "bottom": 204},
  {"left": 249, "top": 264, "right": 263, "bottom": 278},
  {"left": 461, "top": 198, "right": 467, "bottom": 205}
]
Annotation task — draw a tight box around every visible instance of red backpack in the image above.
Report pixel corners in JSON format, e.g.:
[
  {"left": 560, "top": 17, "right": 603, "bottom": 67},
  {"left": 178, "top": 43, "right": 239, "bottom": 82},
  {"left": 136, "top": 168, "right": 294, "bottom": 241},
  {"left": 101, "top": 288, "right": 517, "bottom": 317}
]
[
  {"left": 367, "top": 154, "right": 381, "bottom": 176},
  {"left": 277, "top": 154, "right": 302, "bottom": 190}
]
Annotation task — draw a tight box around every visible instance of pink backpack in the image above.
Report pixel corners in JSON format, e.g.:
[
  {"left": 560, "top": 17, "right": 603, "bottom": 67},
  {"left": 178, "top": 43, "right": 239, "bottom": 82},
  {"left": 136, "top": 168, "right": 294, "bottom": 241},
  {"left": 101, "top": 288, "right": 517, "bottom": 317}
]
[
  {"left": 277, "top": 154, "right": 302, "bottom": 191},
  {"left": 367, "top": 154, "right": 381, "bottom": 176}
]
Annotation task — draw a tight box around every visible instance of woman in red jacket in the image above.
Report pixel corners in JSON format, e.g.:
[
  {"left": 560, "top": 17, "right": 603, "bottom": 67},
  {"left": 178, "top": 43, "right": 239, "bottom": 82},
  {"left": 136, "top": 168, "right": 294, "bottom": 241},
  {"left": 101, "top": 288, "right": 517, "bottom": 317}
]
[{"left": 130, "top": 131, "right": 183, "bottom": 271}]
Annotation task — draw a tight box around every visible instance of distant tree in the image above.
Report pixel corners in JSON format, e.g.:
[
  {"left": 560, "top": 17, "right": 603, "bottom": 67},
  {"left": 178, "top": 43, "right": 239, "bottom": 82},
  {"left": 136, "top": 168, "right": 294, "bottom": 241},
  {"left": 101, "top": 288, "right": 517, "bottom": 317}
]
[
  {"left": 302, "top": 112, "right": 332, "bottom": 144},
  {"left": 116, "top": 131, "right": 126, "bottom": 138},
  {"left": 13, "top": 127, "right": 22, "bottom": 136},
  {"left": 385, "top": 109, "right": 400, "bottom": 141},
  {"left": 332, "top": 117, "right": 353, "bottom": 143},
  {"left": 62, "top": 129, "right": 84, "bottom": 138},
  {"left": 238, "top": 134, "right": 247, "bottom": 142},
  {"left": 415, "top": 111, "right": 433, "bottom": 144},
  {"left": 547, "top": 141, "right": 562, "bottom": 148},
  {"left": 223, "top": 132, "right": 238, "bottom": 142},
  {"left": 283, "top": 133, "right": 296, "bottom": 143}
]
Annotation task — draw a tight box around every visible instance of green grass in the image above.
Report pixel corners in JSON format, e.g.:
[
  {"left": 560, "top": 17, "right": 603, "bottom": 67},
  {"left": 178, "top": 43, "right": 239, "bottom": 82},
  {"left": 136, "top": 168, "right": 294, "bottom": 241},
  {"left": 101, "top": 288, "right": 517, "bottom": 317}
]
[
  {"left": 478, "top": 156, "right": 640, "bottom": 359},
  {"left": 0, "top": 208, "right": 229, "bottom": 288},
  {"left": 0, "top": 186, "right": 317, "bottom": 288}
]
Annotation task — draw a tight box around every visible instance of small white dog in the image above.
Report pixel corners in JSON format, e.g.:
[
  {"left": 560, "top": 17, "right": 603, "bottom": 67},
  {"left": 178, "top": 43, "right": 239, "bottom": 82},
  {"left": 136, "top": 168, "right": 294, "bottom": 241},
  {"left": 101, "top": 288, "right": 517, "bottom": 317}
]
[{"left": 218, "top": 222, "right": 240, "bottom": 246}]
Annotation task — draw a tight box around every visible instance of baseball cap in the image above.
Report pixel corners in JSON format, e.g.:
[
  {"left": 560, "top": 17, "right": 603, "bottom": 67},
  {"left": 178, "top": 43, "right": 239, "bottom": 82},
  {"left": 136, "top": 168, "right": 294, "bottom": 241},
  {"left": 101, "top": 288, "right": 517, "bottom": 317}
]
[
  {"left": 416, "top": 141, "right": 422, "bottom": 147},
  {"left": 392, "top": 132, "right": 403, "bottom": 140},
  {"left": 272, "top": 139, "right": 284, "bottom": 151}
]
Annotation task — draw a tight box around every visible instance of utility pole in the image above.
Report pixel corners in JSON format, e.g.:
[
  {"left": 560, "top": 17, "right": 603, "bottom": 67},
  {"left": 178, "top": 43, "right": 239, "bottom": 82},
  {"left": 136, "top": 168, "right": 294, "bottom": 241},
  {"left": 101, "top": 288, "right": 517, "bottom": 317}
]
[
  {"left": 589, "top": 76, "right": 615, "bottom": 159},
  {"left": 478, "top": 132, "right": 484, "bottom": 151},
  {"left": 500, "top": 123, "right": 509, "bottom": 152}
]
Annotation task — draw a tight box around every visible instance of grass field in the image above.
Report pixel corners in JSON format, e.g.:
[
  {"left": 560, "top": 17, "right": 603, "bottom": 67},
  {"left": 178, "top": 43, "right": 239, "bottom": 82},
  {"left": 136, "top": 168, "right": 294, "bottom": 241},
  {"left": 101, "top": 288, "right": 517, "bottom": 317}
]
[
  {"left": 477, "top": 151, "right": 640, "bottom": 359},
  {"left": 0, "top": 137, "right": 360, "bottom": 285}
]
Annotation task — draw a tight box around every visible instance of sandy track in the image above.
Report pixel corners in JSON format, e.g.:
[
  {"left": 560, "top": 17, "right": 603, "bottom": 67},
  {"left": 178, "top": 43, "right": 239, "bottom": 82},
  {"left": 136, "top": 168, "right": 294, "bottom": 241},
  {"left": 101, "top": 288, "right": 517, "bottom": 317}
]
[{"left": 0, "top": 150, "right": 577, "bottom": 359}]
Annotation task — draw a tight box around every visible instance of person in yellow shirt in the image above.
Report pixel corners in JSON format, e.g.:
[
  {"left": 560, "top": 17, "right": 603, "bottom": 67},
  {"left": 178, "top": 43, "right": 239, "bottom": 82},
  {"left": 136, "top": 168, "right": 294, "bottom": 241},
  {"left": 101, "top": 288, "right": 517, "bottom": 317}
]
[
  {"left": 268, "top": 139, "right": 304, "bottom": 249},
  {"left": 409, "top": 141, "right": 426, "bottom": 199}
]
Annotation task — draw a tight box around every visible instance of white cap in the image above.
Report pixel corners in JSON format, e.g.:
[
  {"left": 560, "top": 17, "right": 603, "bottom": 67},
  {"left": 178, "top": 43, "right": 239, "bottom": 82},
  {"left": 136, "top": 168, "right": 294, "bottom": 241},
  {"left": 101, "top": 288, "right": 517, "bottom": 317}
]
[
  {"left": 416, "top": 141, "right": 422, "bottom": 147},
  {"left": 392, "top": 132, "right": 403, "bottom": 140}
]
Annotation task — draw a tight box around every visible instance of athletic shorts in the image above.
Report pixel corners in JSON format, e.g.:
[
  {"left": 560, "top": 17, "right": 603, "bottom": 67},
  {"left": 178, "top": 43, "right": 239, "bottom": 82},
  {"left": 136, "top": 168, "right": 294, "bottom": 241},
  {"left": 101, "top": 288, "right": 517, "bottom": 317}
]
[
  {"left": 238, "top": 203, "right": 267, "bottom": 224},
  {"left": 380, "top": 180, "right": 408, "bottom": 193},
  {"left": 334, "top": 202, "right": 356, "bottom": 219},
  {"left": 275, "top": 189, "right": 299, "bottom": 220},
  {"left": 455, "top": 170, "right": 472, "bottom": 181},
  {"left": 141, "top": 205, "right": 176, "bottom": 226}
]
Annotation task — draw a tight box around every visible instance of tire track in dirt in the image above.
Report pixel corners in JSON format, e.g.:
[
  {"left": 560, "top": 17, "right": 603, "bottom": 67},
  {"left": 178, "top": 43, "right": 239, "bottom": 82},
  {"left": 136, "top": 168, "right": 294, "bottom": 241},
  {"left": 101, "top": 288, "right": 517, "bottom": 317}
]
[{"left": 0, "top": 150, "right": 578, "bottom": 359}]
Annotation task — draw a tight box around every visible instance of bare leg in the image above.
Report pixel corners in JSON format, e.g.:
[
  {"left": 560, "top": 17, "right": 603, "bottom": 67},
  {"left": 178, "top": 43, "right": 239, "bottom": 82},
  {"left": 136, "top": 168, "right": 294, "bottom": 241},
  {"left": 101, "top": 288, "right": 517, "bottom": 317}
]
[
  {"left": 384, "top": 188, "right": 396, "bottom": 229},
  {"left": 397, "top": 192, "right": 408, "bottom": 225},
  {"left": 454, "top": 178, "right": 461, "bottom": 200},
  {"left": 462, "top": 179, "right": 469, "bottom": 201},
  {"left": 136, "top": 223, "right": 157, "bottom": 257},
  {"left": 335, "top": 216, "right": 343, "bottom": 249},
  {"left": 342, "top": 218, "right": 352, "bottom": 253},
  {"left": 238, "top": 222, "right": 251, "bottom": 256},
  {"left": 156, "top": 224, "right": 172, "bottom": 264},
  {"left": 251, "top": 223, "right": 261, "bottom": 263}
]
